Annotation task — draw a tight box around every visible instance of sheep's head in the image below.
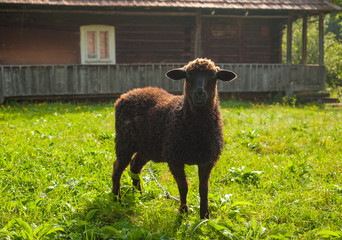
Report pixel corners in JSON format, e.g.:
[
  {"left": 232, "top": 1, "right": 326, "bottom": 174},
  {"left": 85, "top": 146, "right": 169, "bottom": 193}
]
[{"left": 166, "top": 58, "right": 237, "bottom": 107}]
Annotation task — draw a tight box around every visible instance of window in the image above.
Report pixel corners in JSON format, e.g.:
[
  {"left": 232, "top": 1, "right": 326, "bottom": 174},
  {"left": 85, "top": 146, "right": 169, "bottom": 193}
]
[{"left": 80, "top": 25, "right": 115, "bottom": 64}]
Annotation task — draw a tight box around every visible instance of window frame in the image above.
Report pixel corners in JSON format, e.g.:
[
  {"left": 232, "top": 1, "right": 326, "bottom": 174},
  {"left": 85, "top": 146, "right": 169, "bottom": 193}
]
[{"left": 80, "top": 25, "right": 116, "bottom": 64}]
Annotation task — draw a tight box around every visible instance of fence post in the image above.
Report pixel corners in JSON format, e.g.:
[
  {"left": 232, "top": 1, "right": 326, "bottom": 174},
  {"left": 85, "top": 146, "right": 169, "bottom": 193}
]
[
  {"left": 287, "top": 15, "right": 293, "bottom": 64},
  {"left": 0, "top": 66, "right": 4, "bottom": 103},
  {"left": 319, "top": 13, "right": 324, "bottom": 66},
  {"left": 285, "top": 65, "right": 294, "bottom": 96}
]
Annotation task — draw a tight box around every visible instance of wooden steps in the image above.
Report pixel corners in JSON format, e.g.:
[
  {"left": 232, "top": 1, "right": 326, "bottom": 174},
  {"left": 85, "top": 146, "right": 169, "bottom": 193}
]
[
  {"left": 295, "top": 91, "right": 340, "bottom": 104},
  {"left": 325, "top": 103, "right": 342, "bottom": 108}
]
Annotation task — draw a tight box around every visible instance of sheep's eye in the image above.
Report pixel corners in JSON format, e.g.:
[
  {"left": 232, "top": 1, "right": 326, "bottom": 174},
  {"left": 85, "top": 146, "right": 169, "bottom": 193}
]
[{"left": 186, "top": 79, "right": 193, "bottom": 85}]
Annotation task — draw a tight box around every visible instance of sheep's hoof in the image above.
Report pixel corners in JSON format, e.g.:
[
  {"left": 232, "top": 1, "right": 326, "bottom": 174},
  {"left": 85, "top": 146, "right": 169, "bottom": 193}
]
[
  {"left": 112, "top": 192, "right": 121, "bottom": 202},
  {"left": 113, "top": 195, "right": 120, "bottom": 202},
  {"left": 200, "top": 211, "right": 210, "bottom": 219},
  {"left": 131, "top": 185, "right": 143, "bottom": 194},
  {"left": 132, "top": 180, "right": 142, "bottom": 193},
  {"left": 179, "top": 205, "right": 188, "bottom": 214}
]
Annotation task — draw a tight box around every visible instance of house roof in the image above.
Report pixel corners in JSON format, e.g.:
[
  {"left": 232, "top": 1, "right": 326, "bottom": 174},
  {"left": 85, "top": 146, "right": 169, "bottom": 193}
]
[{"left": 0, "top": 0, "right": 340, "bottom": 11}]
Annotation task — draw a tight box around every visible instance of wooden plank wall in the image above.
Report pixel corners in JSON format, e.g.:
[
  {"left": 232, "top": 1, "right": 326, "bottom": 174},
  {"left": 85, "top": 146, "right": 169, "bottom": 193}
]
[{"left": 0, "top": 64, "right": 325, "bottom": 99}]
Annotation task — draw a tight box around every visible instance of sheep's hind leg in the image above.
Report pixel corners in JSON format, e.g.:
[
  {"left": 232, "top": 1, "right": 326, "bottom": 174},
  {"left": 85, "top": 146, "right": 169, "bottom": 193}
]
[
  {"left": 112, "top": 152, "right": 132, "bottom": 199},
  {"left": 169, "top": 163, "right": 189, "bottom": 214},
  {"left": 130, "top": 153, "right": 149, "bottom": 192}
]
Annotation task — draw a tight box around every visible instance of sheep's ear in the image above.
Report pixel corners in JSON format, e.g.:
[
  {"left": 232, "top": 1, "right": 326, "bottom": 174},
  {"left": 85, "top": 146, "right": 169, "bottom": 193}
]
[
  {"left": 166, "top": 68, "right": 186, "bottom": 80},
  {"left": 217, "top": 70, "right": 237, "bottom": 82}
]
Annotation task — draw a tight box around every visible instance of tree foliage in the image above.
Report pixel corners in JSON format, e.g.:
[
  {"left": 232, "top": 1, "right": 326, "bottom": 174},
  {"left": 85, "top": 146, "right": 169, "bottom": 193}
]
[
  {"left": 330, "top": 0, "right": 342, "bottom": 7},
  {"left": 282, "top": 14, "right": 342, "bottom": 86}
]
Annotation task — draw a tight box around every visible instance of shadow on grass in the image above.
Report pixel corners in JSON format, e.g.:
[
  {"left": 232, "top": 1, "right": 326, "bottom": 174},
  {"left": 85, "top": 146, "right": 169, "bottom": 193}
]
[{"left": 68, "top": 182, "right": 185, "bottom": 239}]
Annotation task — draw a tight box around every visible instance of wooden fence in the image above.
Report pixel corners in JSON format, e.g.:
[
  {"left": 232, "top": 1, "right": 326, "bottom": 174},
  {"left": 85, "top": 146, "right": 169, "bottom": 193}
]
[{"left": 0, "top": 64, "right": 325, "bottom": 102}]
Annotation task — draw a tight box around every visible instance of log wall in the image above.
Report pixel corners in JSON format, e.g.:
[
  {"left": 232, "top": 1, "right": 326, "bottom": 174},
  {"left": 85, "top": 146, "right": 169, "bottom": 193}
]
[
  {"left": 202, "top": 18, "right": 284, "bottom": 63},
  {"left": 0, "top": 12, "right": 284, "bottom": 65},
  {"left": 0, "top": 13, "right": 195, "bottom": 65}
]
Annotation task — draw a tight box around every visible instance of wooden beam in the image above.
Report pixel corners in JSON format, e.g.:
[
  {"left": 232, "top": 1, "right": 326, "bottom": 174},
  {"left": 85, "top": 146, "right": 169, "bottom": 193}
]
[
  {"left": 0, "top": 66, "right": 4, "bottom": 103},
  {"left": 238, "top": 21, "right": 244, "bottom": 62},
  {"left": 287, "top": 16, "right": 293, "bottom": 64},
  {"left": 301, "top": 15, "right": 307, "bottom": 64},
  {"left": 194, "top": 9, "right": 202, "bottom": 58},
  {"left": 319, "top": 13, "right": 324, "bottom": 66},
  {"left": 202, "top": 15, "right": 289, "bottom": 19}
]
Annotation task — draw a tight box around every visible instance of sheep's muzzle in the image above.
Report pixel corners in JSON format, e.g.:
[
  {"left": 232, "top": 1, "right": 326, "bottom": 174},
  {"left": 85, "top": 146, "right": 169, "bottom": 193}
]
[{"left": 192, "top": 88, "right": 208, "bottom": 107}]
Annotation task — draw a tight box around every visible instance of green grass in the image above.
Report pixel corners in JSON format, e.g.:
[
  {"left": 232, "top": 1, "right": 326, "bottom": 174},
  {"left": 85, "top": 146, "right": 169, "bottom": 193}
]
[{"left": 0, "top": 101, "right": 341, "bottom": 239}]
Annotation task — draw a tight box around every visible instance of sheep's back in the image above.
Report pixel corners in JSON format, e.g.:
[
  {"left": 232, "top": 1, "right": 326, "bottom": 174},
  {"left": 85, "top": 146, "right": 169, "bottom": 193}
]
[
  {"left": 114, "top": 87, "right": 182, "bottom": 160},
  {"left": 114, "top": 87, "right": 178, "bottom": 119}
]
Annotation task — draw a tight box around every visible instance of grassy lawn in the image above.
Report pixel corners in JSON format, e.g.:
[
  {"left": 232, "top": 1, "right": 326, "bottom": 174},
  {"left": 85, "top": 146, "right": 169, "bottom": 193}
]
[{"left": 0, "top": 101, "right": 341, "bottom": 239}]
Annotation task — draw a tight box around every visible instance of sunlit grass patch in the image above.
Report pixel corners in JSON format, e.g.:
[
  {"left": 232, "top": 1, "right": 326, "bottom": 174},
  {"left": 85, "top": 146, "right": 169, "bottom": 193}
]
[{"left": 1, "top": 101, "right": 341, "bottom": 239}]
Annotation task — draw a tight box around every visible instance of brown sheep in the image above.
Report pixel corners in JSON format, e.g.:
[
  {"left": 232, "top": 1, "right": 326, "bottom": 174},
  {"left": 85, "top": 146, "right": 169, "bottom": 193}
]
[{"left": 112, "top": 58, "right": 237, "bottom": 219}]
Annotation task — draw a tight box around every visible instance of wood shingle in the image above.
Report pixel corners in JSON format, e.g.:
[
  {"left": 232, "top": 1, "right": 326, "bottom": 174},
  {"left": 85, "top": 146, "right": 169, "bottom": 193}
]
[{"left": 0, "top": 0, "right": 340, "bottom": 11}]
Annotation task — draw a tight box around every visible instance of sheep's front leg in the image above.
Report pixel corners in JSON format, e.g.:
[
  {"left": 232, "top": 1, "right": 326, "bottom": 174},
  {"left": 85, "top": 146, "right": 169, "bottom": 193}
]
[
  {"left": 169, "top": 163, "right": 189, "bottom": 214},
  {"left": 198, "top": 163, "right": 214, "bottom": 219}
]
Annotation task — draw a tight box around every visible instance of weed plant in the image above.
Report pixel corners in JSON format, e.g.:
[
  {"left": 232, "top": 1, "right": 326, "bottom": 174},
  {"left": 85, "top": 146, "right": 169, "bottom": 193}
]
[{"left": 0, "top": 101, "right": 341, "bottom": 239}]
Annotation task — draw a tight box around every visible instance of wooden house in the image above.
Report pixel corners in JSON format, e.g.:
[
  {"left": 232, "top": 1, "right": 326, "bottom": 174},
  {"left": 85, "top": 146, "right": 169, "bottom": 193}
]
[{"left": 0, "top": 0, "right": 340, "bottom": 102}]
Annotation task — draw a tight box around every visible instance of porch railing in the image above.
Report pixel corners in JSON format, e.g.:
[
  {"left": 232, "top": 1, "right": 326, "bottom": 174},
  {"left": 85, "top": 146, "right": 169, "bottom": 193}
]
[{"left": 0, "top": 63, "right": 326, "bottom": 102}]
